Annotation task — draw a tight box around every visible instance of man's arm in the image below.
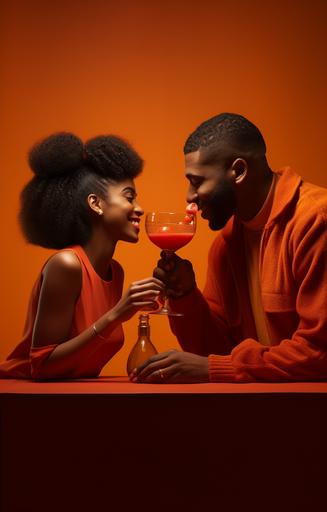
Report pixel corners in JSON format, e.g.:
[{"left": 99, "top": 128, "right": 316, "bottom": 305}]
[
  {"left": 154, "top": 247, "right": 235, "bottom": 356},
  {"left": 135, "top": 209, "right": 327, "bottom": 383},
  {"left": 209, "top": 208, "right": 327, "bottom": 382}
]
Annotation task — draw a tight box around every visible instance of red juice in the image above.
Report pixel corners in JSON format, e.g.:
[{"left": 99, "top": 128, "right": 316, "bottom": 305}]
[{"left": 148, "top": 232, "right": 194, "bottom": 251}]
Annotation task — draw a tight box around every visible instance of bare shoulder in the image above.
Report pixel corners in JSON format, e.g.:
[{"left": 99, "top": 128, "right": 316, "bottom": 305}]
[
  {"left": 33, "top": 251, "right": 83, "bottom": 349},
  {"left": 42, "top": 250, "right": 82, "bottom": 293}
]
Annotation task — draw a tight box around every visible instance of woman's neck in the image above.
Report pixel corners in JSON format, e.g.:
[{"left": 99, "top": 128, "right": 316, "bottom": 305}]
[{"left": 82, "top": 232, "right": 117, "bottom": 280}]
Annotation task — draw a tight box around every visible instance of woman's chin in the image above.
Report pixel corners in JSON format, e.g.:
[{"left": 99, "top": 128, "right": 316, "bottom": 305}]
[{"left": 122, "top": 232, "right": 139, "bottom": 243}]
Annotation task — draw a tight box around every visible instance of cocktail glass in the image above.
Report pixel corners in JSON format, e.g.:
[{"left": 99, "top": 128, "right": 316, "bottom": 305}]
[{"left": 145, "top": 211, "right": 196, "bottom": 316}]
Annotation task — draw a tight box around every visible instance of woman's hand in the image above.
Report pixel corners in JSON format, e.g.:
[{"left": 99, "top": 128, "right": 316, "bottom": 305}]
[
  {"left": 110, "top": 277, "right": 164, "bottom": 323},
  {"left": 129, "top": 349, "right": 209, "bottom": 383}
]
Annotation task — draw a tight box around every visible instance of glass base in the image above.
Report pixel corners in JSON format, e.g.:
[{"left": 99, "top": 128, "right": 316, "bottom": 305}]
[{"left": 150, "top": 306, "right": 184, "bottom": 317}]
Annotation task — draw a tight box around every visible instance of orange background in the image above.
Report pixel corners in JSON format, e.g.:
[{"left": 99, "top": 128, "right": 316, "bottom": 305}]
[{"left": 1, "top": 0, "right": 326, "bottom": 376}]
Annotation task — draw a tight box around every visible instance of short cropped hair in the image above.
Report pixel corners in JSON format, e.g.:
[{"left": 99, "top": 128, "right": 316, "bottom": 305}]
[
  {"left": 184, "top": 113, "right": 266, "bottom": 163},
  {"left": 19, "top": 132, "right": 143, "bottom": 249}
]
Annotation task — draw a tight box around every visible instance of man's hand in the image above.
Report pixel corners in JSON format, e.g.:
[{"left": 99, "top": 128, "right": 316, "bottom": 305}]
[
  {"left": 153, "top": 252, "right": 196, "bottom": 298},
  {"left": 129, "top": 350, "right": 209, "bottom": 383}
]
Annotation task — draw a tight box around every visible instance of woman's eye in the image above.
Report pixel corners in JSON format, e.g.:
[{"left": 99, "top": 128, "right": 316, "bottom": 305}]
[{"left": 126, "top": 196, "right": 134, "bottom": 203}]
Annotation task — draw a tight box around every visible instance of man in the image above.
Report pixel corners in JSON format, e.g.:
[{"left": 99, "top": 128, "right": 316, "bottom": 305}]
[{"left": 131, "top": 113, "right": 327, "bottom": 383}]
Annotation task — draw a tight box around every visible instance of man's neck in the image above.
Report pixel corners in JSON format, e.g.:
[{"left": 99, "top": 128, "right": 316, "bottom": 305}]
[{"left": 237, "top": 167, "right": 274, "bottom": 222}]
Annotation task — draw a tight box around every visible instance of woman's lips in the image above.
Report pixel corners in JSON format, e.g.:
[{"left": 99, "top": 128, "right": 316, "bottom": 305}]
[{"left": 129, "top": 219, "right": 140, "bottom": 232}]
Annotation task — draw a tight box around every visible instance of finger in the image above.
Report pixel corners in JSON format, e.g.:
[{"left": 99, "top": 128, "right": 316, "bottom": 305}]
[
  {"left": 160, "top": 251, "right": 181, "bottom": 262},
  {"left": 135, "top": 352, "right": 179, "bottom": 383},
  {"left": 157, "top": 259, "right": 174, "bottom": 272},
  {"left": 138, "top": 363, "right": 180, "bottom": 384},
  {"left": 166, "top": 274, "right": 178, "bottom": 284},
  {"left": 130, "top": 290, "right": 162, "bottom": 303},
  {"left": 159, "top": 252, "right": 182, "bottom": 269},
  {"left": 132, "top": 277, "right": 165, "bottom": 287},
  {"left": 143, "top": 368, "right": 167, "bottom": 383},
  {"left": 153, "top": 267, "right": 167, "bottom": 282},
  {"left": 130, "top": 282, "right": 164, "bottom": 293},
  {"left": 132, "top": 300, "right": 160, "bottom": 307},
  {"left": 141, "top": 297, "right": 161, "bottom": 309},
  {"left": 166, "top": 285, "right": 187, "bottom": 297},
  {"left": 129, "top": 350, "right": 179, "bottom": 382},
  {"left": 136, "top": 364, "right": 166, "bottom": 383},
  {"left": 135, "top": 351, "right": 171, "bottom": 374},
  {"left": 134, "top": 354, "right": 172, "bottom": 382}
]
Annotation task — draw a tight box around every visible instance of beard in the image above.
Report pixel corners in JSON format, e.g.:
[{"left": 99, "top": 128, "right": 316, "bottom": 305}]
[{"left": 204, "top": 181, "right": 236, "bottom": 231}]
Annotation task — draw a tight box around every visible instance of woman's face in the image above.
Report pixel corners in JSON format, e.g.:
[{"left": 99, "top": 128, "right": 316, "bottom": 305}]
[{"left": 98, "top": 179, "right": 144, "bottom": 243}]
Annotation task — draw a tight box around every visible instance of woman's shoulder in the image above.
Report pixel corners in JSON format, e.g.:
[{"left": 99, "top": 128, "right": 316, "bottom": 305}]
[
  {"left": 42, "top": 250, "right": 82, "bottom": 292},
  {"left": 44, "top": 249, "right": 81, "bottom": 272}
]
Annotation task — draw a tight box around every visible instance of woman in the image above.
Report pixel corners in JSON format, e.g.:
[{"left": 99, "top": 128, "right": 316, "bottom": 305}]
[{"left": 0, "top": 132, "right": 163, "bottom": 379}]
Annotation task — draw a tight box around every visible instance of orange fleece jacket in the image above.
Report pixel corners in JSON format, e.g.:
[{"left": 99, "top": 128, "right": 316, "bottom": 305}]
[{"left": 169, "top": 168, "right": 327, "bottom": 382}]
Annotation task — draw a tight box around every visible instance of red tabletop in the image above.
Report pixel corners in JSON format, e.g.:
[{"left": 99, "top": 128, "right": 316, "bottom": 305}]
[{"left": 1, "top": 376, "right": 327, "bottom": 394}]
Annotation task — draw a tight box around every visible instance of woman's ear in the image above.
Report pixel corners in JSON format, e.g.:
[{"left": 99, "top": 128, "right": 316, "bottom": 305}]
[
  {"left": 231, "top": 158, "right": 248, "bottom": 184},
  {"left": 87, "top": 194, "right": 103, "bottom": 216}
]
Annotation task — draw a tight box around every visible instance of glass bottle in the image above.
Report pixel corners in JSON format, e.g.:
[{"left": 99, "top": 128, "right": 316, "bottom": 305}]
[{"left": 126, "top": 314, "right": 158, "bottom": 375}]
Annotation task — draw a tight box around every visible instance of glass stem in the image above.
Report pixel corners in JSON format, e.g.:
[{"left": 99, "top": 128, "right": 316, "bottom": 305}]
[{"left": 161, "top": 249, "right": 174, "bottom": 312}]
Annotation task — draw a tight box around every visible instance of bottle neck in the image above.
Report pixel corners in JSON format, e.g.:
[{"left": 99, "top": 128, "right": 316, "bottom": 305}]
[{"left": 138, "top": 325, "right": 150, "bottom": 338}]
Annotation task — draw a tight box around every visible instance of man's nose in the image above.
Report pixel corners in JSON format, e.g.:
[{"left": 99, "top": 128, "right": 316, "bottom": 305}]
[{"left": 186, "top": 189, "right": 198, "bottom": 204}]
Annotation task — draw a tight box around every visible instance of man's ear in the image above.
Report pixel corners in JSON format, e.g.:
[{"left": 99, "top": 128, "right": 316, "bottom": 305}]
[
  {"left": 87, "top": 194, "right": 103, "bottom": 216},
  {"left": 231, "top": 158, "right": 248, "bottom": 184}
]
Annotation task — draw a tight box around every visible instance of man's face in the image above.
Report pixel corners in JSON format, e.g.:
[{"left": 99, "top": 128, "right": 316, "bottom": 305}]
[{"left": 185, "top": 150, "right": 236, "bottom": 230}]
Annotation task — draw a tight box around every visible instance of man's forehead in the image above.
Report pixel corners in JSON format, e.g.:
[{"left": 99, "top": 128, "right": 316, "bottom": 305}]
[
  {"left": 184, "top": 148, "right": 220, "bottom": 176},
  {"left": 185, "top": 150, "right": 202, "bottom": 168},
  {"left": 185, "top": 144, "right": 225, "bottom": 165}
]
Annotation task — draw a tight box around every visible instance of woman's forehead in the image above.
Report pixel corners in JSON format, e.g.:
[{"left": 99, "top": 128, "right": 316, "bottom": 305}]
[{"left": 107, "top": 179, "right": 136, "bottom": 193}]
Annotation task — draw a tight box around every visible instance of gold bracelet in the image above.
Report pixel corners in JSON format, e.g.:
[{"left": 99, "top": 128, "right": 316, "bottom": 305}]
[{"left": 92, "top": 324, "right": 107, "bottom": 341}]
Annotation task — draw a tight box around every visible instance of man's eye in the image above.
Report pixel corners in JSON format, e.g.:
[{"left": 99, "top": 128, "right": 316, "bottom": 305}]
[
  {"left": 190, "top": 178, "right": 203, "bottom": 188},
  {"left": 126, "top": 196, "right": 134, "bottom": 203}
]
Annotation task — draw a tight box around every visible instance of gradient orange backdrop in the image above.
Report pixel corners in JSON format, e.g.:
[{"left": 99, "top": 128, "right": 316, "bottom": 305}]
[{"left": 1, "top": 0, "right": 326, "bottom": 376}]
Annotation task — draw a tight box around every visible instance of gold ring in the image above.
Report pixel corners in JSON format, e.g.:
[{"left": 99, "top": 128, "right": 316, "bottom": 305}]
[{"left": 159, "top": 368, "right": 164, "bottom": 380}]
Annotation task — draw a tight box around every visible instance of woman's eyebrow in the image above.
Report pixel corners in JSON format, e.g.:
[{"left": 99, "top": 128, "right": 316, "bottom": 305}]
[{"left": 122, "top": 187, "right": 137, "bottom": 195}]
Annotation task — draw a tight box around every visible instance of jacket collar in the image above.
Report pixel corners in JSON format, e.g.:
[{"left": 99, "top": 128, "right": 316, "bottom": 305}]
[
  {"left": 221, "top": 167, "right": 302, "bottom": 240},
  {"left": 215, "top": 168, "right": 301, "bottom": 339},
  {"left": 266, "top": 167, "right": 302, "bottom": 226}
]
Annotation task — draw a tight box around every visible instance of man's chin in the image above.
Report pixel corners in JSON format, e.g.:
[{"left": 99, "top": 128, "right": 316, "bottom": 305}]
[{"left": 208, "top": 216, "right": 228, "bottom": 231}]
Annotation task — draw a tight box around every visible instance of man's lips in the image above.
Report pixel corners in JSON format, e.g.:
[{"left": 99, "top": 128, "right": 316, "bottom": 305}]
[{"left": 199, "top": 206, "right": 209, "bottom": 219}]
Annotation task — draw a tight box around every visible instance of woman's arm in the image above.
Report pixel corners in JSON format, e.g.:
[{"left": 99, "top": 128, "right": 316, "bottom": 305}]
[{"left": 32, "top": 251, "right": 163, "bottom": 378}]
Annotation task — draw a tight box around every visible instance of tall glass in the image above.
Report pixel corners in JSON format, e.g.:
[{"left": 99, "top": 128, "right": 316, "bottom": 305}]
[{"left": 145, "top": 211, "right": 196, "bottom": 316}]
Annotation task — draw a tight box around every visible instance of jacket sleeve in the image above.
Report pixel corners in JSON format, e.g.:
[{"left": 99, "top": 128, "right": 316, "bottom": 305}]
[
  {"left": 209, "top": 208, "right": 327, "bottom": 382},
  {"left": 169, "top": 240, "right": 235, "bottom": 357}
]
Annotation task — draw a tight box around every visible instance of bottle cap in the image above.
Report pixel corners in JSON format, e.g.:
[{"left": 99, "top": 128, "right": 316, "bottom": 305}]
[{"left": 139, "top": 313, "right": 149, "bottom": 322}]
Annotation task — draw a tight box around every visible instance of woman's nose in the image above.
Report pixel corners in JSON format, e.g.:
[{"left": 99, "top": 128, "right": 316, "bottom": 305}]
[{"left": 134, "top": 202, "right": 144, "bottom": 217}]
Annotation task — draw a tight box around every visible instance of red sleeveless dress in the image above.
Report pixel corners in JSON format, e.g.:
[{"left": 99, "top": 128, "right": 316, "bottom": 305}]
[{"left": 0, "top": 246, "right": 124, "bottom": 379}]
